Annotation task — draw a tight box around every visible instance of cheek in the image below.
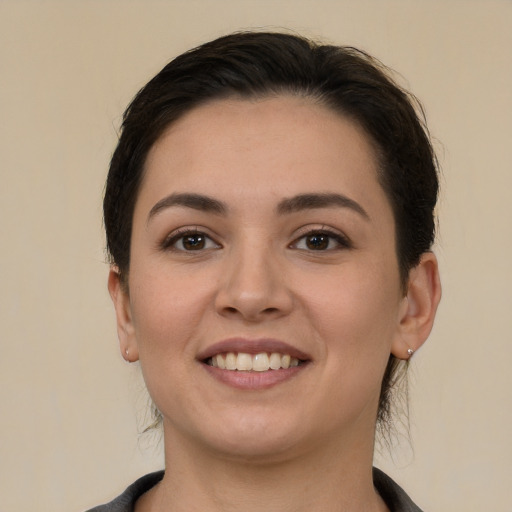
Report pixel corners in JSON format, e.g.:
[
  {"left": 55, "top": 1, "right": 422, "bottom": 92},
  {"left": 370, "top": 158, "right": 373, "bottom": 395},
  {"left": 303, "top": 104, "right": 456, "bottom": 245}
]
[
  {"left": 300, "top": 261, "right": 401, "bottom": 360},
  {"left": 127, "top": 272, "right": 213, "bottom": 417},
  {"left": 132, "top": 274, "right": 209, "bottom": 350},
  {"left": 128, "top": 264, "right": 215, "bottom": 362},
  {"left": 280, "top": 266, "right": 401, "bottom": 435}
]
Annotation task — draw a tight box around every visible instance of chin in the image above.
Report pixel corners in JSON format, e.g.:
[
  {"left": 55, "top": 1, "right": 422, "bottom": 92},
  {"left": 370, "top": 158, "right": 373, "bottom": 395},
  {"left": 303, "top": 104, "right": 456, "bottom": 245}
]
[
  {"left": 209, "top": 434, "right": 305, "bottom": 464},
  {"left": 181, "top": 411, "right": 312, "bottom": 463}
]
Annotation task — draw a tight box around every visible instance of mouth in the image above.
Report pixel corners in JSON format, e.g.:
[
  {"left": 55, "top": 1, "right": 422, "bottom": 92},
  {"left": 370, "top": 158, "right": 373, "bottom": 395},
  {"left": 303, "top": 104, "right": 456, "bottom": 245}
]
[
  {"left": 206, "top": 352, "right": 302, "bottom": 371},
  {"left": 197, "top": 338, "right": 311, "bottom": 388}
]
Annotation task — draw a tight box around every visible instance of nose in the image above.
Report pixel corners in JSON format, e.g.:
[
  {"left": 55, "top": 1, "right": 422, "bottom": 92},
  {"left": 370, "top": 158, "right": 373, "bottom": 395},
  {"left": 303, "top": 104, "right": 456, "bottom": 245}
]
[{"left": 214, "top": 238, "right": 293, "bottom": 322}]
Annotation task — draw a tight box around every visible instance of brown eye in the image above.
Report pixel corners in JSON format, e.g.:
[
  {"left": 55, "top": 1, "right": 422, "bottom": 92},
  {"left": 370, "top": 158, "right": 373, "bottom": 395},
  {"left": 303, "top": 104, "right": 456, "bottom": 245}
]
[
  {"left": 182, "top": 234, "right": 206, "bottom": 250},
  {"left": 163, "top": 230, "right": 220, "bottom": 252},
  {"left": 292, "top": 230, "right": 351, "bottom": 251},
  {"left": 305, "top": 234, "right": 329, "bottom": 250}
]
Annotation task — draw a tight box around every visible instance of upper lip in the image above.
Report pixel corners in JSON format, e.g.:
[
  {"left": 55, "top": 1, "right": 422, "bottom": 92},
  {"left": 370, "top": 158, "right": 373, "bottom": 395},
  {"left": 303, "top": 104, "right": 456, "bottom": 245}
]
[{"left": 197, "top": 338, "right": 311, "bottom": 362}]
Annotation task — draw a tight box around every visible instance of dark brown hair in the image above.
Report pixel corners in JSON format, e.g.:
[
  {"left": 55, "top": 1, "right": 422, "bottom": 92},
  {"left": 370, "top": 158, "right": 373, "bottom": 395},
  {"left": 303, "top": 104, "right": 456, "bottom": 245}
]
[{"left": 104, "top": 31, "right": 438, "bottom": 431}]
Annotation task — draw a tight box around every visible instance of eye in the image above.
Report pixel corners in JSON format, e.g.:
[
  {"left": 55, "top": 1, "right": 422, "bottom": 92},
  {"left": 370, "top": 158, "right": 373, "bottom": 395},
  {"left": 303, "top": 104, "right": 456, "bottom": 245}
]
[
  {"left": 292, "top": 230, "right": 351, "bottom": 251},
  {"left": 162, "top": 229, "right": 220, "bottom": 252}
]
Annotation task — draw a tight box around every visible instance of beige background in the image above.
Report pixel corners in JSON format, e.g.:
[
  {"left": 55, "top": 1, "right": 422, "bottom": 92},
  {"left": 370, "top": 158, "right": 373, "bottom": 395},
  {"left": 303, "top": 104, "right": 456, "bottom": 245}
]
[{"left": 1, "top": 1, "right": 511, "bottom": 511}]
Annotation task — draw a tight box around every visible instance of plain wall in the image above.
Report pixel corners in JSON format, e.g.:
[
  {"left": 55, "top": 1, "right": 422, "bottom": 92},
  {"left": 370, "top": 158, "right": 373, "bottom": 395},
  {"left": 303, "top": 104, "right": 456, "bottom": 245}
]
[{"left": 1, "top": 1, "right": 510, "bottom": 510}]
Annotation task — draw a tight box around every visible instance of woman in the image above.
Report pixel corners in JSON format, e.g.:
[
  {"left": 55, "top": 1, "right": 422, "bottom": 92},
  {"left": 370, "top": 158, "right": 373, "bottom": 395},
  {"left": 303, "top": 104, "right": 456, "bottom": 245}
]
[{"left": 90, "top": 31, "right": 441, "bottom": 512}]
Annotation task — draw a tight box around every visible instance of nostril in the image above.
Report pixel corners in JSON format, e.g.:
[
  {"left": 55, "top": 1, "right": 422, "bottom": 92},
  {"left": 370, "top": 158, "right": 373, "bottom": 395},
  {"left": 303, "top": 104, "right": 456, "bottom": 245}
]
[
  {"left": 215, "top": 282, "right": 293, "bottom": 321},
  {"left": 220, "top": 305, "right": 282, "bottom": 320}
]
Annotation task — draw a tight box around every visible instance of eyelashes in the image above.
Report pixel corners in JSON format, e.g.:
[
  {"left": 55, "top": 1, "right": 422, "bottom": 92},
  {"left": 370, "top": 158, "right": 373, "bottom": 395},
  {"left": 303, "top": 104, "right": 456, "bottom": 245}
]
[
  {"left": 290, "top": 228, "right": 352, "bottom": 251},
  {"left": 160, "top": 227, "right": 220, "bottom": 252},
  {"left": 160, "top": 226, "right": 352, "bottom": 253}
]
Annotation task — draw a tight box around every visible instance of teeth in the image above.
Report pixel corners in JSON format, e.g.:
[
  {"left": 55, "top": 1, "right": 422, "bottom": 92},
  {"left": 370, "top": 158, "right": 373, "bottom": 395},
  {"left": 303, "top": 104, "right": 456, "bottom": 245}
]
[
  {"left": 208, "top": 352, "right": 302, "bottom": 371},
  {"left": 252, "top": 353, "right": 270, "bottom": 372},
  {"left": 215, "top": 354, "right": 226, "bottom": 369},
  {"left": 269, "top": 352, "right": 282, "bottom": 370},
  {"left": 225, "top": 352, "right": 237, "bottom": 370},
  {"left": 236, "top": 353, "right": 252, "bottom": 371}
]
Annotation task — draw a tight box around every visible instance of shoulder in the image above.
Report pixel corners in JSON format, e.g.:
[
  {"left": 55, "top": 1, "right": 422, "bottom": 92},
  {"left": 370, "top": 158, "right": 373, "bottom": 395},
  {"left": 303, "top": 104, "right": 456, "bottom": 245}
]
[
  {"left": 85, "top": 471, "right": 164, "bottom": 512},
  {"left": 86, "top": 468, "right": 422, "bottom": 512},
  {"left": 373, "top": 467, "right": 425, "bottom": 512}
]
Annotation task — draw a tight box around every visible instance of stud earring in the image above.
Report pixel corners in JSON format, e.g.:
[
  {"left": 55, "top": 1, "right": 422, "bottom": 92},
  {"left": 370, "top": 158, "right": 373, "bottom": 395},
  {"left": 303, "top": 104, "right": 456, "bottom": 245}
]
[{"left": 407, "top": 348, "right": 414, "bottom": 357}]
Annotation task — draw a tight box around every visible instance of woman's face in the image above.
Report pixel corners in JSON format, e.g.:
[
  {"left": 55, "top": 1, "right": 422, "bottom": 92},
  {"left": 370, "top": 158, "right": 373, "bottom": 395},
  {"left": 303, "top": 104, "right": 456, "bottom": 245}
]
[{"left": 112, "top": 96, "right": 410, "bottom": 460}]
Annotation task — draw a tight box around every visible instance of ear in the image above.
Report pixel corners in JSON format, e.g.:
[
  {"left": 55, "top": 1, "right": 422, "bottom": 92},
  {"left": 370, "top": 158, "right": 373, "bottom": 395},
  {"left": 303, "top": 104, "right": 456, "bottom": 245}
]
[
  {"left": 108, "top": 268, "right": 139, "bottom": 362},
  {"left": 392, "top": 252, "right": 442, "bottom": 360}
]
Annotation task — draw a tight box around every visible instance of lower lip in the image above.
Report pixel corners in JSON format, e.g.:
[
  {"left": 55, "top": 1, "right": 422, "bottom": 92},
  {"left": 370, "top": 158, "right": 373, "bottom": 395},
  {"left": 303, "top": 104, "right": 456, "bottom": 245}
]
[{"left": 201, "top": 363, "right": 308, "bottom": 390}]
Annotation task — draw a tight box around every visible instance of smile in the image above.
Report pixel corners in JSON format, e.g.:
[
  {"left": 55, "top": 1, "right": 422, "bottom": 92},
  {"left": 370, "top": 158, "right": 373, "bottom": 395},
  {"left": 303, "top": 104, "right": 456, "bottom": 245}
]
[
  {"left": 207, "top": 352, "right": 301, "bottom": 371},
  {"left": 198, "top": 338, "right": 310, "bottom": 388}
]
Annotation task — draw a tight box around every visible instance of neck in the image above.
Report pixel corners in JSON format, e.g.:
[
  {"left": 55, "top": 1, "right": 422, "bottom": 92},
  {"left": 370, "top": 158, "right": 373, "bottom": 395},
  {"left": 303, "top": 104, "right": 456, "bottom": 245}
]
[{"left": 137, "top": 424, "right": 388, "bottom": 512}]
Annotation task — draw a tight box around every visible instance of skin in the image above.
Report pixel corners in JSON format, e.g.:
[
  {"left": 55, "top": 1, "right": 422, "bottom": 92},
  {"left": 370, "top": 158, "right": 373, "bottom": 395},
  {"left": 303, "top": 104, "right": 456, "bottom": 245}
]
[{"left": 109, "top": 96, "right": 441, "bottom": 511}]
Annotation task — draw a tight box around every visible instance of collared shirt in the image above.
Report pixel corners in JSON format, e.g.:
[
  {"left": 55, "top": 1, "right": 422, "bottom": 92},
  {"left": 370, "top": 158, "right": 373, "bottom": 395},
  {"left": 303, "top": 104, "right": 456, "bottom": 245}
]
[{"left": 86, "top": 467, "right": 424, "bottom": 512}]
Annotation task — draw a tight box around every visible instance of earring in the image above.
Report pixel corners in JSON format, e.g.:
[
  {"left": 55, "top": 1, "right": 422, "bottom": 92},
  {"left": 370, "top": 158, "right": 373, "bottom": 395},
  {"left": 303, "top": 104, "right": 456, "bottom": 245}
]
[
  {"left": 407, "top": 348, "right": 414, "bottom": 357},
  {"left": 124, "top": 348, "right": 130, "bottom": 362}
]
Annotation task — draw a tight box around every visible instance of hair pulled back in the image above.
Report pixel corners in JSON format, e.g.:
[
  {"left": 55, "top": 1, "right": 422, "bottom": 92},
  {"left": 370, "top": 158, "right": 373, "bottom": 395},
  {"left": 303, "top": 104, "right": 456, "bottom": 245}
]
[{"left": 104, "top": 31, "right": 439, "bottom": 431}]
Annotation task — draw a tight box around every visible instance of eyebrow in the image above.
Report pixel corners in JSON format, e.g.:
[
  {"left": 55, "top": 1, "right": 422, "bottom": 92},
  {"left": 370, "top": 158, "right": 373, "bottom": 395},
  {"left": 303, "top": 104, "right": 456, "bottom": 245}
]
[
  {"left": 147, "top": 191, "right": 370, "bottom": 223},
  {"left": 277, "top": 193, "right": 370, "bottom": 220},
  {"left": 148, "top": 193, "right": 228, "bottom": 222}
]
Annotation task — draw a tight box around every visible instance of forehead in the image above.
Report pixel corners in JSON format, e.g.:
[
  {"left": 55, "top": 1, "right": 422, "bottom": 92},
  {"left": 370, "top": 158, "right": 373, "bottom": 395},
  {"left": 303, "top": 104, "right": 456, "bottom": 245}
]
[
  {"left": 151, "top": 95, "right": 376, "bottom": 158},
  {"left": 138, "top": 95, "right": 388, "bottom": 217}
]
